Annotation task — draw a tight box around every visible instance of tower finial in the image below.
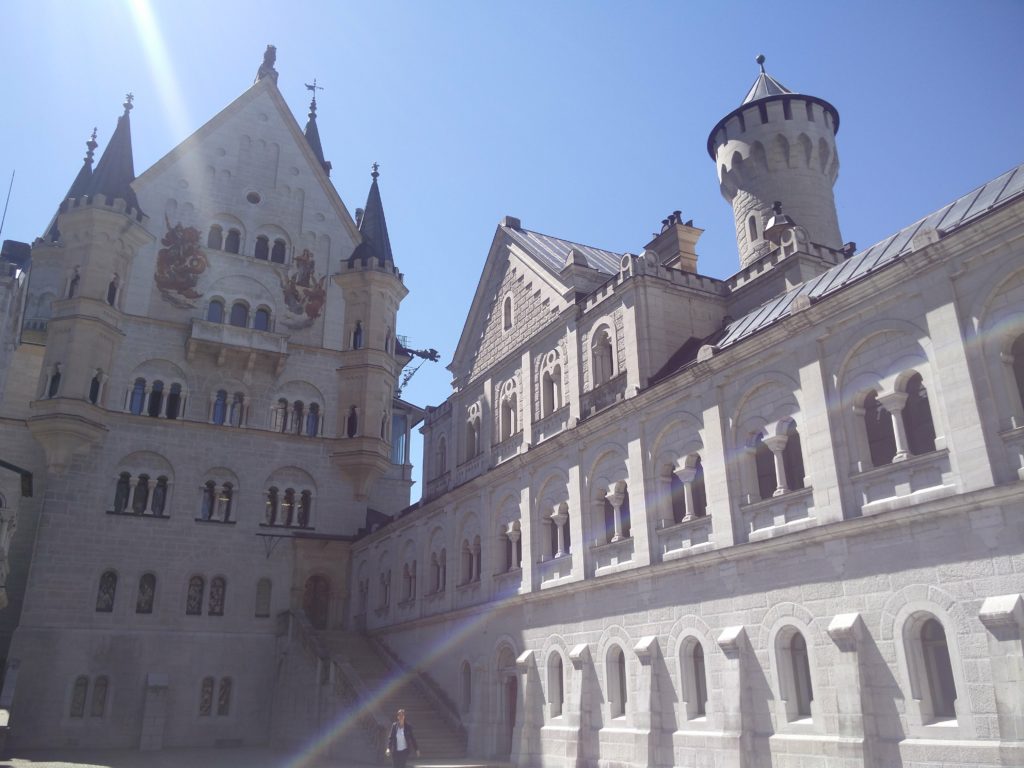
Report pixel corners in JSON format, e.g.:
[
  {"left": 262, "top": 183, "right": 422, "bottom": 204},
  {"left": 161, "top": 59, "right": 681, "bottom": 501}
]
[
  {"left": 123, "top": 93, "right": 134, "bottom": 114},
  {"left": 371, "top": 162, "right": 380, "bottom": 180},
  {"left": 305, "top": 78, "right": 324, "bottom": 117},
  {"left": 756, "top": 54, "right": 766, "bottom": 73},
  {"left": 85, "top": 127, "right": 98, "bottom": 164}
]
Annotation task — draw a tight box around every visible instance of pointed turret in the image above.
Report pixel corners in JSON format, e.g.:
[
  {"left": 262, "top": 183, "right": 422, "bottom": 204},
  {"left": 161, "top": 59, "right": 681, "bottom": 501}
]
[
  {"left": 742, "top": 54, "right": 793, "bottom": 104},
  {"left": 349, "top": 163, "right": 395, "bottom": 267},
  {"left": 47, "top": 128, "right": 98, "bottom": 241},
  {"left": 88, "top": 94, "right": 142, "bottom": 215},
  {"left": 303, "top": 81, "right": 332, "bottom": 177}
]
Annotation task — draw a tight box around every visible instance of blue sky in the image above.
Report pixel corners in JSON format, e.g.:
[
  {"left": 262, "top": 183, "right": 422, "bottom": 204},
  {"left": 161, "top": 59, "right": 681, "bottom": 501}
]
[{"left": 3, "top": 1, "right": 1022, "bottom": 492}]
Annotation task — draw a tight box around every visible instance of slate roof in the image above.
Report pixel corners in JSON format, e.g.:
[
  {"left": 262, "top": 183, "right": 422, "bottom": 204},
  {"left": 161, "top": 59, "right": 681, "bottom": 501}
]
[
  {"left": 742, "top": 70, "right": 792, "bottom": 104},
  {"left": 349, "top": 167, "right": 395, "bottom": 267},
  {"left": 88, "top": 97, "right": 142, "bottom": 214},
  {"left": 502, "top": 225, "right": 623, "bottom": 276},
  {"left": 716, "top": 163, "right": 1024, "bottom": 350}
]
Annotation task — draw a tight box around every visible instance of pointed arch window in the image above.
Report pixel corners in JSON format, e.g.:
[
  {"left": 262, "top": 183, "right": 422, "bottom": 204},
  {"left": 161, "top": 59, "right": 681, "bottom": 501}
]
[
  {"left": 224, "top": 228, "right": 241, "bottom": 254},
  {"left": 271, "top": 239, "right": 287, "bottom": 264},
  {"left": 352, "top": 321, "right": 364, "bottom": 350},
  {"left": 347, "top": 406, "right": 358, "bottom": 438},
  {"left": 207, "top": 225, "right": 223, "bottom": 250},
  {"left": 68, "top": 270, "right": 80, "bottom": 298},
  {"left": 254, "top": 235, "right": 269, "bottom": 260},
  {"left": 106, "top": 277, "right": 118, "bottom": 307}
]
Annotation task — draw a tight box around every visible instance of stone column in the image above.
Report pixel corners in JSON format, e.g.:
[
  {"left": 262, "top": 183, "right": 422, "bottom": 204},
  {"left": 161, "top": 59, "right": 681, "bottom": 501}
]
[
  {"left": 632, "top": 636, "right": 660, "bottom": 768},
  {"left": 551, "top": 505, "right": 568, "bottom": 557},
  {"left": 979, "top": 594, "right": 1024, "bottom": 741},
  {"left": 606, "top": 488, "right": 625, "bottom": 542},
  {"left": 506, "top": 526, "right": 520, "bottom": 571},
  {"left": 876, "top": 392, "right": 910, "bottom": 462},
  {"left": 762, "top": 434, "right": 789, "bottom": 496},
  {"left": 674, "top": 467, "right": 698, "bottom": 521}
]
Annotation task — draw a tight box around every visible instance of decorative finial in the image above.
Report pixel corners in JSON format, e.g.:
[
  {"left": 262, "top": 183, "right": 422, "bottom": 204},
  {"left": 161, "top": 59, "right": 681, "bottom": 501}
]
[
  {"left": 123, "top": 93, "right": 134, "bottom": 113},
  {"left": 756, "top": 54, "right": 766, "bottom": 73},
  {"left": 371, "top": 162, "right": 380, "bottom": 180},
  {"left": 305, "top": 78, "right": 324, "bottom": 115},
  {"left": 84, "top": 127, "right": 98, "bottom": 163}
]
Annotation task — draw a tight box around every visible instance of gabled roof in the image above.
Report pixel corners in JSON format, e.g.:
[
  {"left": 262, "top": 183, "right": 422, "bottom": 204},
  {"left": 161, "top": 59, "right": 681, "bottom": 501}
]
[
  {"left": 88, "top": 96, "right": 142, "bottom": 214},
  {"left": 716, "top": 163, "right": 1024, "bottom": 350},
  {"left": 502, "top": 225, "right": 623, "bottom": 275},
  {"left": 135, "top": 75, "right": 362, "bottom": 246}
]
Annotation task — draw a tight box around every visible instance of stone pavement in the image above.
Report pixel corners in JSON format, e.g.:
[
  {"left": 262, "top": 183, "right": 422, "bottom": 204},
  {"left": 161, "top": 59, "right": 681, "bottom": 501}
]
[{"left": 3, "top": 748, "right": 505, "bottom": 768}]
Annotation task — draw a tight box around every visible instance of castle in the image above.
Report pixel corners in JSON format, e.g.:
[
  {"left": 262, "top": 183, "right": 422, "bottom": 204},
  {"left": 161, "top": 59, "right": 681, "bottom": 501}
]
[{"left": 0, "top": 48, "right": 1022, "bottom": 768}]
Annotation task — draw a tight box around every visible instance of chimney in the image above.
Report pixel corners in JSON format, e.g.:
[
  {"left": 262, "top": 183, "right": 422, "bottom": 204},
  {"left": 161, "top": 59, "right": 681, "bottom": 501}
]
[{"left": 643, "top": 211, "right": 702, "bottom": 273}]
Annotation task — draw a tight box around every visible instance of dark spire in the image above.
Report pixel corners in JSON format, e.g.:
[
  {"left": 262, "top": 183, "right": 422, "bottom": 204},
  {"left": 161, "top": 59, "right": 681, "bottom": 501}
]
[
  {"left": 303, "top": 79, "right": 332, "bottom": 176},
  {"left": 87, "top": 94, "right": 142, "bottom": 215},
  {"left": 348, "top": 163, "right": 395, "bottom": 267},
  {"left": 48, "top": 128, "right": 99, "bottom": 241},
  {"left": 741, "top": 54, "right": 792, "bottom": 105}
]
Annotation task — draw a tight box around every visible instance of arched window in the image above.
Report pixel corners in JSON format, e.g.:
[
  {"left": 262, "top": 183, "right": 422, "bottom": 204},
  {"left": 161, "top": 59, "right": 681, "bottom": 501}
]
[
  {"left": 548, "top": 653, "right": 564, "bottom": 718},
  {"left": 542, "top": 366, "right": 562, "bottom": 416},
  {"left": 621, "top": 491, "right": 631, "bottom": 539},
  {"left": 919, "top": 617, "right": 958, "bottom": 720},
  {"left": 306, "top": 403, "right": 320, "bottom": 437},
  {"left": 465, "top": 417, "right": 479, "bottom": 458},
  {"left": 254, "top": 307, "right": 271, "bottom": 331},
  {"left": 166, "top": 383, "right": 182, "bottom": 420},
  {"left": 670, "top": 471, "right": 686, "bottom": 524},
  {"left": 271, "top": 239, "right": 287, "bottom": 264},
  {"left": 500, "top": 394, "right": 517, "bottom": 440},
  {"left": 206, "top": 299, "right": 224, "bottom": 323},
  {"left": 113, "top": 472, "right": 131, "bottom": 514},
  {"left": 70, "top": 676, "right": 89, "bottom": 718},
  {"left": 199, "top": 677, "right": 214, "bottom": 716},
  {"left": 748, "top": 214, "right": 759, "bottom": 242},
  {"left": 136, "top": 573, "right": 156, "bottom": 614},
  {"left": 132, "top": 474, "right": 150, "bottom": 514},
  {"left": 903, "top": 373, "right": 936, "bottom": 455},
  {"left": 352, "top": 321, "right": 364, "bottom": 350},
  {"left": 691, "top": 458, "right": 707, "bottom": 517},
  {"left": 292, "top": 401, "right": 305, "bottom": 435},
  {"left": 686, "top": 641, "right": 709, "bottom": 718},
  {"left": 592, "top": 328, "right": 614, "bottom": 387},
  {"left": 89, "top": 371, "right": 102, "bottom": 405},
  {"left": 90, "top": 676, "right": 108, "bottom": 717},
  {"left": 229, "top": 302, "right": 248, "bottom": 328},
  {"left": 864, "top": 390, "right": 897, "bottom": 466},
  {"left": 754, "top": 433, "right": 776, "bottom": 500},
  {"left": 782, "top": 421, "right": 805, "bottom": 491},
  {"left": 298, "top": 491, "right": 312, "bottom": 528},
  {"left": 273, "top": 397, "right": 289, "bottom": 432},
  {"left": 254, "top": 235, "right": 269, "bottom": 260},
  {"left": 207, "top": 225, "right": 223, "bottom": 250},
  {"left": 106, "top": 277, "right": 118, "bottom": 307},
  {"left": 200, "top": 480, "right": 216, "bottom": 520},
  {"left": 68, "top": 270, "right": 79, "bottom": 298},
  {"left": 460, "top": 661, "right": 472, "bottom": 713},
  {"left": 347, "top": 406, "right": 358, "bottom": 438},
  {"left": 788, "top": 631, "right": 814, "bottom": 719},
  {"left": 96, "top": 570, "right": 117, "bottom": 612},
  {"left": 282, "top": 488, "right": 295, "bottom": 526},
  {"left": 609, "top": 646, "right": 628, "bottom": 718},
  {"left": 229, "top": 392, "right": 245, "bottom": 427},
  {"left": 265, "top": 487, "right": 279, "bottom": 525},
  {"left": 212, "top": 390, "right": 227, "bottom": 425},
  {"left": 255, "top": 578, "right": 272, "bottom": 618},
  {"left": 47, "top": 365, "right": 62, "bottom": 398},
  {"left": 225, "top": 228, "right": 241, "bottom": 254},
  {"left": 502, "top": 295, "right": 513, "bottom": 331},
  {"left": 151, "top": 476, "right": 169, "bottom": 516},
  {"left": 217, "top": 677, "right": 232, "bottom": 715},
  {"left": 186, "top": 576, "right": 205, "bottom": 615},
  {"left": 147, "top": 380, "right": 164, "bottom": 418},
  {"left": 129, "top": 378, "right": 146, "bottom": 415},
  {"left": 219, "top": 483, "right": 234, "bottom": 522},
  {"left": 208, "top": 576, "right": 226, "bottom": 616}
]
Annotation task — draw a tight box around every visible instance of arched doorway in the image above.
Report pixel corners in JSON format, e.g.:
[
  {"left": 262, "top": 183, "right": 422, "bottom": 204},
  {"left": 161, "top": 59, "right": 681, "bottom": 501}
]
[{"left": 303, "top": 574, "right": 330, "bottom": 630}]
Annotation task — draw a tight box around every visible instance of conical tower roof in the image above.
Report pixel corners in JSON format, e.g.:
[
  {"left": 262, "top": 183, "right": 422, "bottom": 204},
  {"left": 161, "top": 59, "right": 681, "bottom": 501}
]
[
  {"left": 303, "top": 83, "right": 332, "bottom": 176},
  {"left": 88, "top": 94, "right": 142, "bottom": 214},
  {"left": 349, "top": 164, "right": 395, "bottom": 267},
  {"left": 742, "top": 55, "right": 793, "bottom": 104},
  {"left": 47, "top": 128, "right": 98, "bottom": 241}
]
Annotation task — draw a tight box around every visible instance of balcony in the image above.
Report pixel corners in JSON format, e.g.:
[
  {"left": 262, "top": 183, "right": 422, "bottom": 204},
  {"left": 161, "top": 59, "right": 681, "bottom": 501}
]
[
  {"left": 186, "top": 318, "right": 289, "bottom": 374},
  {"left": 454, "top": 454, "right": 488, "bottom": 486},
  {"left": 424, "top": 471, "right": 450, "bottom": 502},
  {"left": 741, "top": 486, "right": 816, "bottom": 543},
  {"left": 591, "top": 535, "right": 635, "bottom": 576},
  {"left": 581, "top": 372, "right": 628, "bottom": 418},
  {"left": 657, "top": 514, "right": 714, "bottom": 562},
  {"left": 493, "top": 432, "right": 524, "bottom": 465},
  {"left": 533, "top": 405, "right": 570, "bottom": 444},
  {"left": 852, "top": 449, "right": 956, "bottom": 517},
  {"left": 538, "top": 552, "right": 573, "bottom": 588}
]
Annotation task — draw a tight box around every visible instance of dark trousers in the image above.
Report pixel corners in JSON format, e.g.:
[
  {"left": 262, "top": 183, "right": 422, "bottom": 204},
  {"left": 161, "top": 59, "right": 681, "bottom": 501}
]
[{"left": 391, "top": 748, "right": 411, "bottom": 768}]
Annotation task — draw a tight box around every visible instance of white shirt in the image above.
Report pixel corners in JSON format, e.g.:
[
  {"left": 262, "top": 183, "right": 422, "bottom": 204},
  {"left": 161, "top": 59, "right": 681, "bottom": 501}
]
[{"left": 395, "top": 724, "right": 408, "bottom": 751}]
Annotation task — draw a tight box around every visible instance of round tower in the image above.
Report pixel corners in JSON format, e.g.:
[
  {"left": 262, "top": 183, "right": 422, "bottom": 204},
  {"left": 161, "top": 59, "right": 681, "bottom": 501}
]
[{"left": 708, "top": 55, "right": 842, "bottom": 269}]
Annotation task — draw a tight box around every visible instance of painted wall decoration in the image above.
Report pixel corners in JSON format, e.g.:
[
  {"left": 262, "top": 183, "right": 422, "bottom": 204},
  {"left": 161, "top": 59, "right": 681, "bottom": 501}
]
[
  {"left": 279, "top": 248, "right": 326, "bottom": 329},
  {"left": 155, "top": 218, "right": 209, "bottom": 308}
]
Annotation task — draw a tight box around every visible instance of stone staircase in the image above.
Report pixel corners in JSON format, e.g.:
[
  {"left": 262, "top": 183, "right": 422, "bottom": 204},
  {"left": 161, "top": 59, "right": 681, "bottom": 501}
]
[{"left": 318, "top": 630, "right": 467, "bottom": 761}]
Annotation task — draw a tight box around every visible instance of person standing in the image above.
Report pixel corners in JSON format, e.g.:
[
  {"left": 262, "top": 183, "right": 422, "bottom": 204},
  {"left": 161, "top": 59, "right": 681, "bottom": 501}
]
[{"left": 385, "top": 708, "right": 420, "bottom": 768}]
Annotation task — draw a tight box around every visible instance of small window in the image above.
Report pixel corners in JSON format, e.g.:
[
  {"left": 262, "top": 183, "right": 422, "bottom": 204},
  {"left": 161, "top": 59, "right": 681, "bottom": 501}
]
[
  {"left": 166, "top": 383, "right": 182, "bottom": 420},
  {"left": 151, "top": 476, "right": 168, "bottom": 516},
  {"left": 247, "top": 191, "right": 261, "bottom": 205},
  {"left": 229, "top": 302, "right": 248, "bottom": 328},
  {"left": 754, "top": 433, "right": 776, "bottom": 500},
  {"left": 212, "top": 390, "right": 227, "bottom": 426},
  {"left": 229, "top": 393, "right": 244, "bottom": 427},
  {"left": 305, "top": 403, "right": 320, "bottom": 437},
  {"left": 129, "top": 378, "right": 146, "bottom": 415},
  {"left": 298, "top": 491, "right": 312, "bottom": 528},
  {"left": 748, "top": 214, "right": 759, "bottom": 242},
  {"left": 113, "top": 472, "right": 131, "bottom": 514},
  {"left": 96, "top": 570, "right": 117, "bottom": 613},
  {"left": 89, "top": 371, "right": 102, "bottom": 405},
  {"left": 106, "top": 278, "right": 118, "bottom": 307},
  {"left": 347, "top": 406, "right": 358, "bottom": 438},
  {"left": 864, "top": 391, "right": 897, "bottom": 466},
  {"left": 198, "top": 677, "right": 214, "bottom": 716},
  {"left": 502, "top": 295, "right": 513, "bottom": 331},
  {"left": 136, "top": 573, "right": 156, "bottom": 614},
  {"left": 782, "top": 422, "right": 805, "bottom": 491},
  {"left": 207, "top": 299, "right": 224, "bottom": 323},
  {"left": 47, "top": 366, "right": 62, "bottom": 398},
  {"left": 271, "top": 239, "right": 287, "bottom": 264},
  {"left": 70, "top": 676, "right": 89, "bottom": 718},
  {"left": 436, "top": 436, "right": 447, "bottom": 476},
  {"left": 200, "top": 481, "right": 216, "bottom": 520},
  {"left": 68, "top": 270, "right": 80, "bottom": 298},
  {"left": 207, "top": 225, "right": 223, "bottom": 250},
  {"left": 254, "top": 308, "right": 271, "bottom": 331},
  {"left": 147, "top": 380, "right": 164, "bottom": 418},
  {"left": 132, "top": 474, "right": 150, "bottom": 514},
  {"left": 903, "top": 373, "right": 936, "bottom": 455},
  {"left": 254, "top": 235, "right": 269, "bottom": 260},
  {"left": 265, "top": 487, "right": 279, "bottom": 525},
  {"left": 920, "top": 617, "right": 958, "bottom": 720},
  {"left": 609, "top": 646, "right": 628, "bottom": 718},
  {"left": 225, "top": 229, "right": 241, "bottom": 254},
  {"left": 352, "top": 321, "right": 363, "bottom": 350},
  {"left": 217, "top": 677, "right": 232, "bottom": 716},
  {"left": 548, "top": 653, "right": 564, "bottom": 718},
  {"left": 292, "top": 401, "right": 305, "bottom": 435},
  {"left": 691, "top": 642, "right": 708, "bottom": 717},
  {"left": 220, "top": 483, "right": 234, "bottom": 522},
  {"left": 208, "top": 576, "right": 226, "bottom": 616},
  {"left": 789, "top": 632, "right": 813, "bottom": 719},
  {"left": 186, "top": 576, "right": 205, "bottom": 616}
]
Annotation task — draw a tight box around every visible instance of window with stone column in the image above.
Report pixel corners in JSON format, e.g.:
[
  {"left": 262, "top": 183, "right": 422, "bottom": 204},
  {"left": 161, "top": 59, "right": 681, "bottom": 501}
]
[
  {"left": 548, "top": 501, "right": 571, "bottom": 558},
  {"left": 110, "top": 462, "right": 173, "bottom": 518},
  {"left": 502, "top": 521, "right": 522, "bottom": 571},
  {"left": 124, "top": 372, "right": 188, "bottom": 420},
  {"left": 862, "top": 390, "right": 898, "bottom": 466},
  {"left": 197, "top": 474, "right": 236, "bottom": 523},
  {"left": 670, "top": 455, "right": 707, "bottom": 523},
  {"left": 750, "top": 419, "right": 805, "bottom": 500},
  {"left": 599, "top": 482, "right": 631, "bottom": 543}
]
